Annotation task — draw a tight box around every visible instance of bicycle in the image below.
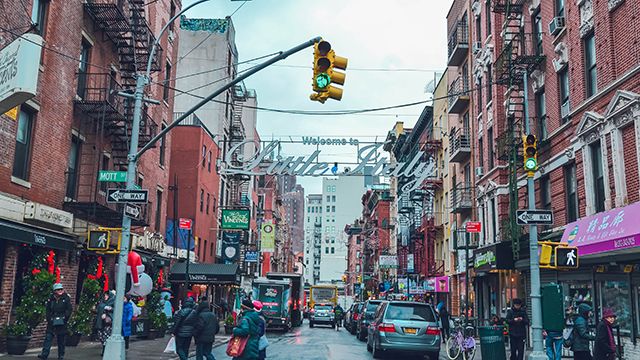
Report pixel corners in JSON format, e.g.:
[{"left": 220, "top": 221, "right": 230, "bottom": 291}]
[{"left": 446, "top": 318, "right": 477, "bottom": 360}]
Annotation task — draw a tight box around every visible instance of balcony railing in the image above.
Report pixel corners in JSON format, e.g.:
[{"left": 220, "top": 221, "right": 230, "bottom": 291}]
[
  {"left": 449, "top": 127, "right": 471, "bottom": 163},
  {"left": 453, "top": 228, "right": 479, "bottom": 250},
  {"left": 74, "top": 73, "right": 126, "bottom": 122},
  {"left": 450, "top": 184, "right": 473, "bottom": 213},
  {"left": 447, "top": 20, "right": 469, "bottom": 66},
  {"left": 448, "top": 75, "right": 470, "bottom": 113},
  {"left": 174, "top": 112, "right": 203, "bottom": 126}
]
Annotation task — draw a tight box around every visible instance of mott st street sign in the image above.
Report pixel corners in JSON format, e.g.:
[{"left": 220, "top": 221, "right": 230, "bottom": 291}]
[
  {"left": 98, "top": 170, "right": 127, "bottom": 182},
  {"left": 516, "top": 210, "right": 553, "bottom": 225},
  {"left": 107, "top": 189, "right": 148, "bottom": 204}
]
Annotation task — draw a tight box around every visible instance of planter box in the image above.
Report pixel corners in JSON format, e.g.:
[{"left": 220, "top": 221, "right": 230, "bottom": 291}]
[
  {"left": 6, "top": 336, "right": 30, "bottom": 355},
  {"left": 66, "top": 333, "right": 82, "bottom": 346}
]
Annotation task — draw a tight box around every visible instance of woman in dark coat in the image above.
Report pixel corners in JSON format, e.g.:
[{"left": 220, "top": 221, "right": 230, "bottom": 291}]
[
  {"left": 193, "top": 301, "right": 219, "bottom": 360},
  {"left": 594, "top": 308, "right": 617, "bottom": 360}
]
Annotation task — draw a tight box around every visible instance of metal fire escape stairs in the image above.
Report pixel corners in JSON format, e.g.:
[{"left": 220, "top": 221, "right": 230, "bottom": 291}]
[
  {"left": 492, "top": 0, "right": 545, "bottom": 260},
  {"left": 228, "top": 83, "right": 249, "bottom": 208}
]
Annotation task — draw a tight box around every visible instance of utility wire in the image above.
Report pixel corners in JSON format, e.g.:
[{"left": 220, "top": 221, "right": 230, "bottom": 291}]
[
  {"left": 172, "top": 51, "right": 279, "bottom": 81},
  {"left": 241, "top": 62, "right": 444, "bottom": 73}
]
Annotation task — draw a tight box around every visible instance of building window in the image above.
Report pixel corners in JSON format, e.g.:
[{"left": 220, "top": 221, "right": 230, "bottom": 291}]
[
  {"left": 202, "top": 145, "right": 206, "bottom": 167},
  {"left": 485, "top": 0, "right": 492, "bottom": 38},
  {"left": 77, "top": 40, "right": 91, "bottom": 98},
  {"left": 206, "top": 193, "right": 210, "bottom": 214},
  {"left": 12, "top": 108, "right": 35, "bottom": 180},
  {"left": 564, "top": 163, "right": 578, "bottom": 222},
  {"left": 137, "top": 175, "right": 143, "bottom": 189},
  {"left": 590, "top": 140, "right": 605, "bottom": 213},
  {"left": 331, "top": 247, "right": 335, "bottom": 254},
  {"left": 555, "top": 0, "right": 565, "bottom": 17},
  {"left": 540, "top": 176, "right": 551, "bottom": 210},
  {"left": 535, "top": 89, "right": 547, "bottom": 140},
  {"left": 325, "top": 247, "right": 329, "bottom": 254},
  {"left": 584, "top": 33, "right": 597, "bottom": 98},
  {"left": 207, "top": 150, "right": 212, "bottom": 172},
  {"left": 100, "top": 154, "right": 109, "bottom": 192},
  {"left": 31, "top": 0, "right": 49, "bottom": 36},
  {"left": 200, "top": 189, "right": 204, "bottom": 212},
  {"left": 478, "top": 137, "right": 484, "bottom": 171},
  {"left": 487, "top": 127, "right": 494, "bottom": 169},
  {"left": 155, "top": 189, "right": 163, "bottom": 229},
  {"left": 332, "top": 195, "right": 336, "bottom": 202},
  {"left": 356, "top": 264, "right": 361, "bottom": 273},
  {"left": 477, "top": 78, "right": 483, "bottom": 112},
  {"left": 168, "top": 2, "right": 176, "bottom": 31},
  {"left": 326, "top": 195, "right": 330, "bottom": 202},
  {"left": 163, "top": 61, "right": 172, "bottom": 102},
  {"left": 159, "top": 123, "right": 167, "bottom": 166},
  {"left": 533, "top": 12, "right": 543, "bottom": 55},
  {"left": 65, "top": 135, "right": 81, "bottom": 199},
  {"left": 559, "top": 68, "right": 570, "bottom": 123},
  {"left": 326, "top": 206, "right": 330, "bottom": 213},
  {"left": 331, "top": 205, "right": 336, "bottom": 212},
  {"left": 475, "top": 16, "right": 481, "bottom": 43}
]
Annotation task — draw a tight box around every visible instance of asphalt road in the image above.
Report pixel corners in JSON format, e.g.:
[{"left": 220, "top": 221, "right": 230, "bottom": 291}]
[{"left": 208, "top": 320, "right": 445, "bottom": 360}]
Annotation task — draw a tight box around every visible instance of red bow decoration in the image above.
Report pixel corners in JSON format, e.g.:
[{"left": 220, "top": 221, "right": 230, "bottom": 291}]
[
  {"left": 103, "top": 273, "right": 109, "bottom": 292},
  {"left": 157, "top": 268, "right": 164, "bottom": 286},
  {"left": 32, "top": 268, "right": 41, "bottom": 275},
  {"left": 55, "top": 266, "right": 61, "bottom": 283},
  {"left": 96, "top": 257, "right": 103, "bottom": 278},
  {"left": 47, "top": 251, "right": 55, "bottom": 274}
]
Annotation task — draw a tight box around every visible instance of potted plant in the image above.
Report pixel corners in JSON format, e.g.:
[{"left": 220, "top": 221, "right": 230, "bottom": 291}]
[
  {"left": 149, "top": 312, "right": 168, "bottom": 339},
  {"left": 224, "top": 315, "right": 235, "bottom": 335},
  {"left": 4, "top": 322, "right": 30, "bottom": 355},
  {"left": 66, "top": 278, "right": 101, "bottom": 346}
]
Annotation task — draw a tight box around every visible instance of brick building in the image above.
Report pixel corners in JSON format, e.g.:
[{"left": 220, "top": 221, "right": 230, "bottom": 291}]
[{"left": 0, "top": 0, "right": 179, "bottom": 351}]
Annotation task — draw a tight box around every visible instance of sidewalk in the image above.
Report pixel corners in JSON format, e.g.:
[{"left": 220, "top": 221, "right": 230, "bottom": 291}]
[{"left": 0, "top": 333, "right": 231, "bottom": 360}]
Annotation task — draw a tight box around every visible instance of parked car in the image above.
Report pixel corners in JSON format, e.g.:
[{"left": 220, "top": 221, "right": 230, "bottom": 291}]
[
  {"left": 309, "top": 303, "right": 335, "bottom": 328},
  {"left": 366, "top": 301, "right": 441, "bottom": 359},
  {"left": 344, "top": 302, "right": 362, "bottom": 334},
  {"left": 356, "top": 299, "right": 384, "bottom": 341}
]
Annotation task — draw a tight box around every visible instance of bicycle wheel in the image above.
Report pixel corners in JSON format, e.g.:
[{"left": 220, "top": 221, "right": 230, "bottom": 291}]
[
  {"left": 446, "top": 336, "right": 461, "bottom": 360},
  {"left": 462, "top": 338, "right": 477, "bottom": 360}
]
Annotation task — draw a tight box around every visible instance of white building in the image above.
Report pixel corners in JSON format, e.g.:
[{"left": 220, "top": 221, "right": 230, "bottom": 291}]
[{"left": 304, "top": 194, "right": 322, "bottom": 284}]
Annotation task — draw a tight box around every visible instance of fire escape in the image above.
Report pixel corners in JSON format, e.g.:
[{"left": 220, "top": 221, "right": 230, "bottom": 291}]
[
  {"left": 228, "top": 83, "right": 249, "bottom": 207},
  {"left": 65, "top": 0, "right": 163, "bottom": 227},
  {"left": 492, "top": 0, "right": 545, "bottom": 259}
]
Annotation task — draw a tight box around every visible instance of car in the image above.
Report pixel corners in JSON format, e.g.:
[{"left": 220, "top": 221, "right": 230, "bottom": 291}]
[
  {"left": 356, "top": 299, "right": 384, "bottom": 341},
  {"left": 344, "top": 302, "right": 362, "bottom": 334},
  {"left": 308, "top": 304, "right": 336, "bottom": 328},
  {"left": 366, "top": 301, "right": 441, "bottom": 359}
]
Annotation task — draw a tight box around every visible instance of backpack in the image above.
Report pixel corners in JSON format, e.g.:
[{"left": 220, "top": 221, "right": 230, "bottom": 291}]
[{"left": 562, "top": 327, "right": 574, "bottom": 348}]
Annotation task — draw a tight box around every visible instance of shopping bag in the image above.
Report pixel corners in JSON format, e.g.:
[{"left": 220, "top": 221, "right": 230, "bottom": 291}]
[
  {"left": 163, "top": 336, "right": 176, "bottom": 353},
  {"left": 226, "top": 335, "right": 249, "bottom": 357},
  {"left": 258, "top": 334, "right": 269, "bottom": 350}
]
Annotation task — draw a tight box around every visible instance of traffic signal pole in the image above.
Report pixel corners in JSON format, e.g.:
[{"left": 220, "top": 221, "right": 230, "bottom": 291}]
[{"left": 523, "top": 73, "right": 546, "bottom": 360}]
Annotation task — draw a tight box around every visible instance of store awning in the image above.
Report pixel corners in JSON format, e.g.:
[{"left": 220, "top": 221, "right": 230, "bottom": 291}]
[
  {"left": 169, "top": 262, "right": 240, "bottom": 285},
  {"left": 0, "top": 219, "right": 77, "bottom": 251}
]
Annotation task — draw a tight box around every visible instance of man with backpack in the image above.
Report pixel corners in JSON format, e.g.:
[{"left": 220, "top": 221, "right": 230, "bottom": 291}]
[{"left": 172, "top": 297, "right": 198, "bottom": 360}]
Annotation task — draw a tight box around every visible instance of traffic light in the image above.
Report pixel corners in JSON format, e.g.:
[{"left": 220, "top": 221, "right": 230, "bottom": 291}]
[
  {"left": 310, "top": 40, "right": 347, "bottom": 103},
  {"left": 357, "top": 275, "right": 362, "bottom": 283},
  {"left": 556, "top": 246, "right": 579, "bottom": 268},
  {"left": 341, "top": 274, "right": 347, "bottom": 282},
  {"left": 522, "top": 134, "right": 538, "bottom": 174},
  {"left": 539, "top": 243, "right": 553, "bottom": 266}
]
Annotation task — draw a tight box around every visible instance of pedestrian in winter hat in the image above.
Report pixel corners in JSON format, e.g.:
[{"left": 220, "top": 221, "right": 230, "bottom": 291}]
[
  {"left": 252, "top": 300, "right": 263, "bottom": 311},
  {"left": 594, "top": 308, "right": 618, "bottom": 360}
]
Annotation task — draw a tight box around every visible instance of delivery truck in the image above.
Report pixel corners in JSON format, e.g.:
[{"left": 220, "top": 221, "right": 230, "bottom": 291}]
[
  {"left": 266, "top": 272, "right": 304, "bottom": 327},
  {"left": 252, "top": 278, "right": 292, "bottom": 331}
]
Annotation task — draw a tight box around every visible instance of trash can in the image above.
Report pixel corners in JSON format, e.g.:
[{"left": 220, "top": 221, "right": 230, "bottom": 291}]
[{"left": 478, "top": 326, "right": 507, "bottom": 360}]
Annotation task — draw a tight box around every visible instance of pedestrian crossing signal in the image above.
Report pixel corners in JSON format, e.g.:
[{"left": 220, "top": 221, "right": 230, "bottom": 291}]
[
  {"left": 87, "top": 230, "right": 110, "bottom": 251},
  {"left": 555, "top": 246, "right": 579, "bottom": 268}
]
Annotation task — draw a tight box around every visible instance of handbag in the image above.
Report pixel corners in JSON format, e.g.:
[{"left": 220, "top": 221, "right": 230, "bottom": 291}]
[
  {"left": 52, "top": 316, "right": 65, "bottom": 326},
  {"left": 226, "top": 335, "right": 249, "bottom": 357},
  {"left": 163, "top": 336, "right": 176, "bottom": 354},
  {"left": 562, "top": 327, "right": 574, "bottom": 348}
]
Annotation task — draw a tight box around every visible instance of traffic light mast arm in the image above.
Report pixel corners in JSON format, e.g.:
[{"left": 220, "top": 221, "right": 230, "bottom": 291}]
[{"left": 136, "top": 36, "right": 322, "bottom": 160}]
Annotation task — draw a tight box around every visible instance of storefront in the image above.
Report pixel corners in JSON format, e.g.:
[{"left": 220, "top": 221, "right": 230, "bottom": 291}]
[
  {"left": 473, "top": 242, "right": 517, "bottom": 323},
  {"left": 169, "top": 262, "right": 241, "bottom": 311}
]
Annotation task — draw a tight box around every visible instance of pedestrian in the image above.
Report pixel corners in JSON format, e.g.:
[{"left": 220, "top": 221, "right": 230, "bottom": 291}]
[
  {"left": 122, "top": 294, "right": 134, "bottom": 350},
  {"left": 440, "top": 304, "right": 451, "bottom": 338},
  {"left": 571, "top": 303, "right": 595, "bottom": 360},
  {"left": 172, "top": 297, "right": 198, "bottom": 360},
  {"left": 544, "top": 329, "right": 563, "bottom": 360},
  {"left": 231, "top": 298, "right": 261, "bottom": 360},
  {"left": 506, "top": 298, "right": 529, "bottom": 360},
  {"left": 334, "top": 303, "right": 344, "bottom": 329},
  {"left": 593, "top": 308, "right": 617, "bottom": 360},
  {"left": 38, "top": 283, "right": 72, "bottom": 360},
  {"left": 193, "top": 300, "right": 219, "bottom": 360},
  {"left": 95, "top": 291, "right": 114, "bottom": 356},
  {"left": 253, "top": 300, "right": 268, "bottom": 360}
]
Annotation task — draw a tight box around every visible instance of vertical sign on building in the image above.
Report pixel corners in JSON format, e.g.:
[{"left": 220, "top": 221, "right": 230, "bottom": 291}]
[
  {"left": 261, "top": 220, "right": 275, "bottom": 253},
  {"left": 222, "top": 231, "right": 241, "bottom": 264},
  {"left": 407, "top": 253, "right": 415, "bottom": 273}
]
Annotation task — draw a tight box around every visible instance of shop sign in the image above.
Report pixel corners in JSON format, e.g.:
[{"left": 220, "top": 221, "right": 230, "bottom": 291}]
[
  {"left": 424, "top": 278, "right": 436, "bottom": 292},
  {"left": 133, "top": 231, "right": 165, "bottom": 253},
  {"left": 260, "top": 220, "right": 275, "bottom": 252},
  {"left": 24, "top": 201, "right": 73, "bottom": 229},
  {"left": 561, "top": 201, "right": 640, "bottom": 256},
  {"left": 434, "top": 276, "right": 449, "bottom": 293},
  {"left": 221, "top": 209, "right": 250, "bottom": 230},
  {"left": 379, "top": 255, "right": 398, "bottom": 269},
  {"left": 222, "top": 231, "right": 241, "bottom": 264},
  {"left": 473, "top": 242, "right": 514, "bottom": 271},
  {"left": 474, "top": 250, "right": 496, "bottom": 269},
  {"left": 245, "top": 251, "right": 259, "bottom": 262},
  {"left": 0, "top": 34, "right": 43, "bottom": 114}
]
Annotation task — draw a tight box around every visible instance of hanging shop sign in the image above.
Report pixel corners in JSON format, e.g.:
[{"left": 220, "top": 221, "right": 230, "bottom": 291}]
[
  {"left": 133, "top": 231, "right": 165, "bottom": 254},
  {"left": 221, "top": 209, "right": 250, "bottom": 230},
  {"left": 407, "top": 254, "right": 414, "bottom": 273},
  {"left": 220, "top": 140, "right": 436, "bottom": 193},
  {"left": 222, "top": 231, "right": 242, "bottom": 264},
  {"left": 260, "top": 220, "right": 275, "bottom": 252},
  {"left": 473, "top": 242, "right": 514, "bottom": 272},
  {"left": 24, "top": 201, "right": 73, "bottom": 229},
  {"left": 379, "top": 255, "right": 398, "bottom": 269},
  {"left": 245, "top": 251, "right": 259, "bottom": 263},
  {"left": 561, "top": 201, "right": 640, "bottom": 256},
  {"left": 0, "top": 34, "right": 43, "bottom": 114}
]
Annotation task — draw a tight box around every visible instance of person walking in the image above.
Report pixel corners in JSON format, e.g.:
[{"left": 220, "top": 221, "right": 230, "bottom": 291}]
[
  {"left": 231, "top": 299, "right": 261, "bottom": 360},
  {"left": 571, "top": 303, "right": 595, "bottom": 360},
  {"left": 593, "top": 308, "right": 617, "bottom": 360},
  {"left": 253, "top": 300, "right": 268, "bottom": 360},
  {"left": 334, "top": 304, "right": 344, "bottom": 329},
  {"left": 38, "top": 283, "right": 72, "bottom": 360},
  {"left": 506, "top": 298, "right": 529, "bottom": 360},
  {"left": 172, "top": 297, "right": 198, "bottom": 360},
  {"left": 122, "top": 294, "right": 134, "bottom": 350},
  {"left": 95, "top": 291, "right": 114, "bottom": 356},
  {"left": 439, "top": 304, "right": 451, "bottom": 339},
  {"left": 193, "top": 301, "right": 219, "bottom": 360}
]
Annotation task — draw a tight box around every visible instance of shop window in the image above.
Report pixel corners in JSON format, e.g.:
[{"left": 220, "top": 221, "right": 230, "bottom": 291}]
[
  {"left": 600, "top": 280, "right": 631, "bottom": 333},
  {"left": 562, "top": 281, "right": 594, "bottom": 323}
]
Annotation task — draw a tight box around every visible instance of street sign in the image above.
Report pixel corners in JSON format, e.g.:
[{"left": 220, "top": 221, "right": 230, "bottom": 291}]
[
  {"left": 124, "top": 204, "right": 141, "bottom": 219},
  {"left": 107, "top": 189, "right": 148, "bottom": 203},
  {"left": 465, "top": 221, "right": 482, "bottom": 233},
  {"left": 556, "top": 246, "right": 579, "bottom": 268},
  {"left": 516, "top": 210, "right": 553, "bottom": 225},
  {"left": 87, "top": 230, "right": 110, "bottom": 251},
  {"left": 98, "top": 171, "right": 127, "bottom": 182},
  {"left": 179, "top": 218, "right": 192, "bottom": 230}
]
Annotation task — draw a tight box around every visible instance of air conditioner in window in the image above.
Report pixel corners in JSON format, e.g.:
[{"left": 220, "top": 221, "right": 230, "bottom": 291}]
[
  {"left": 472, "top": 41, "right": 483, "bottom": 54},
  {"left": 548, "top": 16, "right": 565, "bottom": 36},
  {"left": 475, "top": 166, "right": 484, "bottom": 178},
  {"left": 561, "top": 101, "right": 571, "bottom": 119}
]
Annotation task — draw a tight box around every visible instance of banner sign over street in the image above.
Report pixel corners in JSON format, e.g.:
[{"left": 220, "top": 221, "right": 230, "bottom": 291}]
[{"left": 260, "top": 220, "right": 275, "bottom": 252}]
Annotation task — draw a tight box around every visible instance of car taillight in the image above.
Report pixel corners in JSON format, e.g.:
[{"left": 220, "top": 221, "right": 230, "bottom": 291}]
[
  {"left": 426, "top": 327, "right": 440, "bottom": 336},
  {"left": 378, "top": 323, "right": 395, "bottom": 333},
  {"left": 310, "top": 309, "right": 315, "bottom": 314}
]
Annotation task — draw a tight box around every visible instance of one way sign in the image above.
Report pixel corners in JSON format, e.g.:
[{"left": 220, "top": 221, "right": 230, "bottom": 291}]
[
  {"left": 516, "top": 209, "right": 553, "bottom": 225},
  {"left": 107, "top": 189, "right": 148, "bottom": 204}
]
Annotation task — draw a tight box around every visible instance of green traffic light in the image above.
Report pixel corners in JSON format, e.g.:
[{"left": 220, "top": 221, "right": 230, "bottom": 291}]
[
  {"left": 525, "top": 158, "right": 537, "bottom": 170},
  {"left": 315, "top": 73, "right": 331, "bottom": 89}
]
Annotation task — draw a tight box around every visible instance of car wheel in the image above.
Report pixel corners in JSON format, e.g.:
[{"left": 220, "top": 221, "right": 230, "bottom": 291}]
[{"left": 426, "top": 351, "right": 439, "bottom": 360}]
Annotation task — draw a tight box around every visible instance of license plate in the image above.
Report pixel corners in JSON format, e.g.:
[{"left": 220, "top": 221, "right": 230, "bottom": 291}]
[{"left": 404, "top": 328, "right": 417, "bottom": 334}]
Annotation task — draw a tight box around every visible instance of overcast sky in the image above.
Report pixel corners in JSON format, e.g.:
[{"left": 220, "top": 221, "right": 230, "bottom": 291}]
[{"left": 183, "top": 0, "right": 451, "bottom": 194}]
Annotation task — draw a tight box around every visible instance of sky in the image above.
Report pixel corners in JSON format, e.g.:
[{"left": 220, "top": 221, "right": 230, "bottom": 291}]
[{"left": 183, "top": 0, "right": 451, "bottom": 194}]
